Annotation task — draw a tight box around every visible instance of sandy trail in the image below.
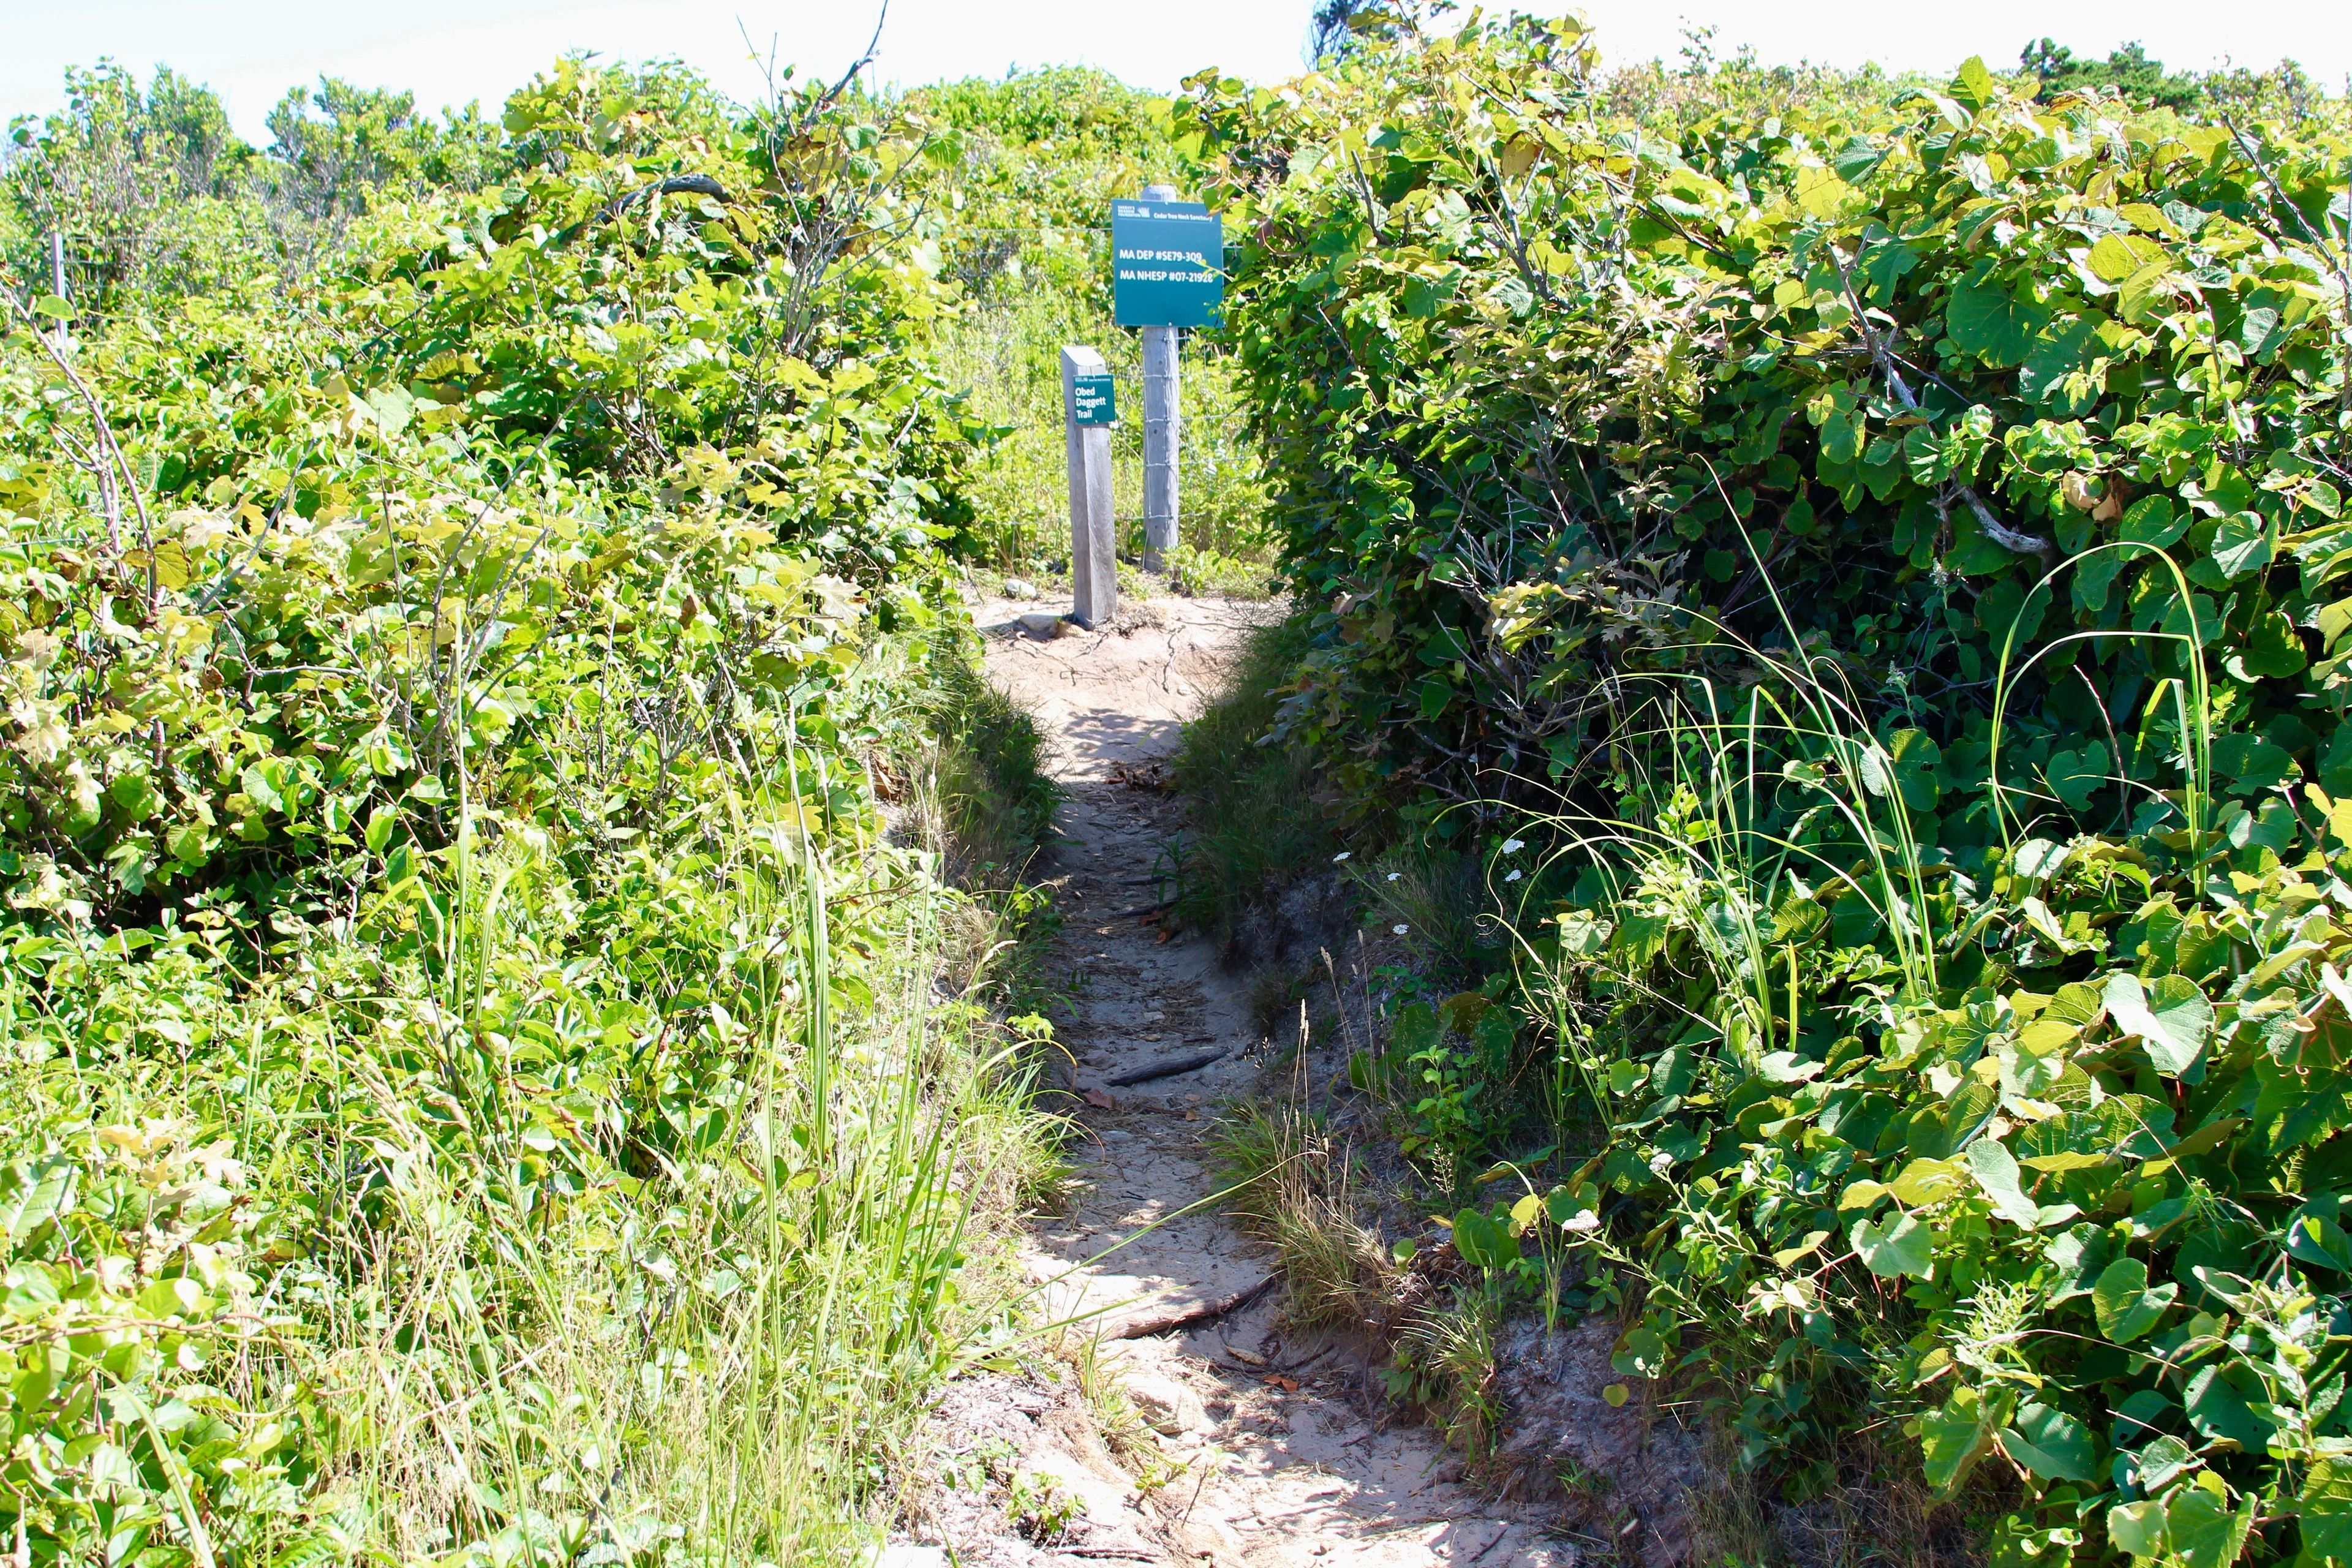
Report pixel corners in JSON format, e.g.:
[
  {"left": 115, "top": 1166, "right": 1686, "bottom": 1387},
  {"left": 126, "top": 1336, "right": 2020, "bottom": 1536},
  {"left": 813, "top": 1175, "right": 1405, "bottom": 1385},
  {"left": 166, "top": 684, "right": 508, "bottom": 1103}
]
[{"left": 967, "top": 594, "right": 1571, "bottom": 1568}]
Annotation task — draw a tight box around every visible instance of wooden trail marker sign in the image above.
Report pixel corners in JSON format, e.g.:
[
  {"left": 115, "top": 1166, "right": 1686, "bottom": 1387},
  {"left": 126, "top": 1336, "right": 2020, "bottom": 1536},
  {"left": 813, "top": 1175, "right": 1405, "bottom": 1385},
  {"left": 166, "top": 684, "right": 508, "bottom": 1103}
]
[{"left": 1061, "top": 344, "right": 1117, "bottom": 628}]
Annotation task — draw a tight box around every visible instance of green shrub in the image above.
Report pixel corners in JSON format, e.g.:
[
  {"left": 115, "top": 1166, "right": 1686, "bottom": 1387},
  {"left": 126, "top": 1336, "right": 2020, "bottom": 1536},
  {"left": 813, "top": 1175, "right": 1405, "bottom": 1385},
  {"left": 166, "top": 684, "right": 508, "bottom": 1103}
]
[
  {"left": 1175, "top": 15, "right": 2352, "bottom": 1563},
  {"left": 1, "top": 51, "right": 1062, "bottom": 1567}
]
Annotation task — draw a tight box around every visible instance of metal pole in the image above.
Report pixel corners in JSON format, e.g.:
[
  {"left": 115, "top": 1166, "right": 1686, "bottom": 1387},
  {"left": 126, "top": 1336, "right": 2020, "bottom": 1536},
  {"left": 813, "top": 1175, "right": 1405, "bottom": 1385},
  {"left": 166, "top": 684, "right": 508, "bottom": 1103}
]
[
  {"left": 1140, "top": 182, "right": 1181, "bottom": 573},
  {"left": 1062, "top": 345, "right": 1118, "bottom": 628}
]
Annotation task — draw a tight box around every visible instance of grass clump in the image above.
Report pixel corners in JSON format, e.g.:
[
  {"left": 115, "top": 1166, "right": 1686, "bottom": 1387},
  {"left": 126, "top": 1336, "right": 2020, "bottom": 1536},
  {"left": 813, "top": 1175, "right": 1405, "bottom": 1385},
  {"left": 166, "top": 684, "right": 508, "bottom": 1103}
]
[
  {"left": 1208, "top": 1095, "right": 1400, "bottom": 1332},
  {"left": 1164, "top": 617, "right": 1335, "bottom": 944}
]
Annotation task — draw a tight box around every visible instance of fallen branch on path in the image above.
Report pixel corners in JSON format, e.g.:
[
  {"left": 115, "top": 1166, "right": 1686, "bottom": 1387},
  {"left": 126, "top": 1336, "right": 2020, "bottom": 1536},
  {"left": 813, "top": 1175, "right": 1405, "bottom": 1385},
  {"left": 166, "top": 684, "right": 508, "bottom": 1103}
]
[
  {"left": 1104, "top": 1049, "right": 1226, "bottom": 1087},
  {"left": 1113, "top": 1275, "right": 1275, "bottom": 1340}
]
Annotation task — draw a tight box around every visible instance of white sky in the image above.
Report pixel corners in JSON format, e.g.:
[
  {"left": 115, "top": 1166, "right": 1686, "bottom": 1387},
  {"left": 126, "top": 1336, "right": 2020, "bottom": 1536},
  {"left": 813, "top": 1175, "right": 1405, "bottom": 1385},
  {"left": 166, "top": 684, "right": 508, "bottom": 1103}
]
[{"left": 2, "top": 0, "right": 2346, "bottom": 141}]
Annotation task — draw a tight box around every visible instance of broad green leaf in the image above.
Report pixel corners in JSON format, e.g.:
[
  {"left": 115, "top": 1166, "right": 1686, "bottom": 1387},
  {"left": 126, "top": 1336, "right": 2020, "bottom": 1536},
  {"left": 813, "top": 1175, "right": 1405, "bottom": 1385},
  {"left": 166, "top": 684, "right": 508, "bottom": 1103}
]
[
  {"left": 1771, "top": 1228, "right": 1832, "bottom": 1268},
  {"left": 2184, "top": 1363, "right": 2278, "bottom": 1453},
  {"left": 1946, "top": 274, "right": 2052, "bottom": 369},
  {"left": 1888, "top": 728, "right": 1941, "bottom": 811},
  {"left": 2013, "top": 838, "right": 2070, "bottom": 880},
  {"left": 2046, "top": 981, "right": 2106, "bottom": 1027},
  {"left": 2119, "top": 496, "right": 2186, "bottom": 548},
  {"left": 1852, "top": 1212, "right": 1931, "bottom": 1278},
  {"left": 1950, "top": 57, "right": 1997, "bottom": 112},
  {"left": 241, "top": 761, "right": 285, "bottom": 815},
  {"left": 2045, "top": 1224, "right": 2113, "bottom": 1300},
  {"left": 1888, "top": 1156, "right": 1966, "bottom": 1206},
  {"left": 2118, "top": 259, "right": 2179, "bottom": 323},
  {"left": 2019, "top": 317, "right": 2100, "bottom": 404},
  {"left": 2288, "top": 1196, "right": 2352, "bottom": 1272},
  {"left": 2163, "top": 1473, "right": 2252, "bottom": 1568},
  {"left": 2103, "top": 972, "right": 2212, "bottom": 1077},
  {"left": 2000, "top": 1400, "right": 2098, "bottom": 1482},
  {"left": 2045, "top": 742, "right": 2109, "bottom": 812},
  {"left": 1793, "top": 165, "right": 1854, "bottom": 221},
  {"left": 1920, "top": 1384, "right": 2003, "bottom": 1493},
  {"left": 2226, "top": 609, "right": 2307, "bottom": 680},
  {"left": 2106, "top": 1498, "right": 2167, "bottom": 1558},
  {"left": 1838, "top": 1179, "right": 1889, "bottom": 1212},
  {"left": 2210, "top": 512, "right": 2275, "bottom": 579},
  {"left": 1822, "top": 406, "right": 1864, "bottom": 463},
  {"left": 2133, "top": 1432, "right": 2196, "bottom": 1491},
  {"left": 0, "top": 1159, "right": 76, "bottom": 1242},
  {"left": 2301, "top": 1454, "right": 2352, "bottom": 1562},
  {"left": 2092, "top": 1256, "right": 2176, "bottom": 1343},
  {"left": 1451, "top": 1207, "right": 1518, "bottom": 1272},
  {"left": 1966, "top": 1139, "right": 2042, "bottom": 1228},
  {"left": 32, "top": 293, "right": 72, "bottom": 321},
  {"left": 1611, "top": 1323, "right": 1668, "bottom": 1378},
  {"left": 2088, "top": 233, "right": 2169, "bottom": 284},
  {"left": 2073, "top": 547, "right": 2127, "bottom": 613}
]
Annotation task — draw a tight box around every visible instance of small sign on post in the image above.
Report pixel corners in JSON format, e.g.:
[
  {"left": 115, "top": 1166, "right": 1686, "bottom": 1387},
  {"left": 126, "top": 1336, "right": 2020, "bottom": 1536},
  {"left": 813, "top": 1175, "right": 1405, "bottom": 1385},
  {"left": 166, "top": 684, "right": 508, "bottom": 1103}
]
[
  {"left": 1114, "top": 187, "right": 1223, "bottom": 574},
  {"left": 1070, "top": 368, "right": 1117, "bottom": 427},
  {"left": 1061, "top": 345, "right": 1117, "bottom": 628}
]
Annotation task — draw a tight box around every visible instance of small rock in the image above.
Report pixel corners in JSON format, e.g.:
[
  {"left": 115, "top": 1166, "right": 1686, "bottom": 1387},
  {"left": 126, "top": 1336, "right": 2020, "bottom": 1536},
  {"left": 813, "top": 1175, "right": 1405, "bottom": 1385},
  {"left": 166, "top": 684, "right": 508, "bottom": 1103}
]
[
  {"left": 1017, "top": 611, "right": 1063, "bottom": 638},
  {"left": 1002, "top": 576, "right": 1039, "bottom": 600},
  {"left": 1126, "top": 1374, "right": 1213, "bottom": 1436}
]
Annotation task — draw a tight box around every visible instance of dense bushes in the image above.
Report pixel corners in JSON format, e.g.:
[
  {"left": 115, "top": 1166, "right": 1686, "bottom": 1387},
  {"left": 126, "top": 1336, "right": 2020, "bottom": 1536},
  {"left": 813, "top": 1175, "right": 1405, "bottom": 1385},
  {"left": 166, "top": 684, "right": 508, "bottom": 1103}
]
[
  {"left": 2, "top": 55, "right": 1059, "bottom": 1566},
  {"left": 1179, "top": 15, "right": 2352, "bottom": 1564}
]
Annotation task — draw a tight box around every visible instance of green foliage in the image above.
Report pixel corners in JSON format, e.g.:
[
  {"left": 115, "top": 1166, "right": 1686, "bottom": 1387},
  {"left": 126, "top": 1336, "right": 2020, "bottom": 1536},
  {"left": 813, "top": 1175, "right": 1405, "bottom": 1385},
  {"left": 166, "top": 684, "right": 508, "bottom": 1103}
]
[
  {"left": 1174, "top": 14, "right": 2352, "bottom": 1564},
  {"left": 6, "top": 61, "right": 510, "bottom": 303},
  {"left": 1180, "top": 15, "right": 2352, "bottom": 839},
  {"left": 908, "top": 69, "right": 1273, "bottom": 571},
  {"left": 1, "top": 48, "right": 1061, "bottom": 1567},
  {"left": 2019, "top": 39, "right": 2206, "bottom": 111}
]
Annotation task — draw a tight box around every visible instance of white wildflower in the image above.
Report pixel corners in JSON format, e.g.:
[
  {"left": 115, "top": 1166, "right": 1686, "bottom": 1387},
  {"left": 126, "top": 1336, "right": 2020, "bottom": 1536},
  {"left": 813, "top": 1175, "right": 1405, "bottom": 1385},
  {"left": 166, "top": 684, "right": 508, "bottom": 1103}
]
[
  {"left": 1392, "top": 924, "right": 1409, "bottom": 936},
  {"left": 1501, "top": 838, "right": 1525, "bottom": 854}
]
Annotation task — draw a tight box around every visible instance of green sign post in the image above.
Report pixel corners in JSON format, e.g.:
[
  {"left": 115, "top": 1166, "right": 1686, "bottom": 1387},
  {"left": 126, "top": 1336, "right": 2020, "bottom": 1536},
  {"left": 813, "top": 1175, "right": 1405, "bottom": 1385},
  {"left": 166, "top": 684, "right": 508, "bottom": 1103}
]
[
  {"left": 1110, "top": 197, "right": 1224, "bottom": 328},
  {"left": 1116, "top": 188, "right": 1222, "bottom": 570},
  {"left": 1070, "top": 370, "right": 1117, "bottom": 427}
]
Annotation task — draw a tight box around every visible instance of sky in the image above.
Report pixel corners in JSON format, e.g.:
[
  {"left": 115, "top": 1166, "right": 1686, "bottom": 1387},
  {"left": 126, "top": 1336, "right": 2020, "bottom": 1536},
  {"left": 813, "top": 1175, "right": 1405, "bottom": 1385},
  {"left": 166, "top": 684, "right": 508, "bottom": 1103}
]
[{"left": 1, "top": 0, "right": 2347, "bottom": 141}]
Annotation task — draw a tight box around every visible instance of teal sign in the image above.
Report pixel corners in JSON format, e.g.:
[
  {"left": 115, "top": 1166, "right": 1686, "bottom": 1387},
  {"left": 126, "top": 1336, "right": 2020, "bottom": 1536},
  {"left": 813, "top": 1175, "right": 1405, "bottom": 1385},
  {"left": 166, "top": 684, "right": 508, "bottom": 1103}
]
[
  {"left": 1071, "top": 371, "right": 1117, "bottom": 426},
  {"left": 1111, "top": 198, "right": 1224, "bottom": 328}
]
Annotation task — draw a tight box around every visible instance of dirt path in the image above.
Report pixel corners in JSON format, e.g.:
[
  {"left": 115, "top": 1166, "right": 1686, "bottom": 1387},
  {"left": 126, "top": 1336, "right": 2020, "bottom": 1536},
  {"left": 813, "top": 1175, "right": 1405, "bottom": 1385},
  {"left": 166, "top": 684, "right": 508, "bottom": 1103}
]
[{"left": 922, "top": 593, "right": 1572, "bottom": 1568}]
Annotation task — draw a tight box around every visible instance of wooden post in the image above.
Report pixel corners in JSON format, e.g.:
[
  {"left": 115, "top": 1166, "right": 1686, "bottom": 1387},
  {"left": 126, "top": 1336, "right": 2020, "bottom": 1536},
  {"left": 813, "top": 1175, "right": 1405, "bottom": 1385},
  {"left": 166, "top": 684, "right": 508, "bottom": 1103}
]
[
  {"left": 1139, "top": 182, "right": 1181, "bottom": 573},
  {"left": 1061, "top": 345, "right": 1117, "bottom": 628}
]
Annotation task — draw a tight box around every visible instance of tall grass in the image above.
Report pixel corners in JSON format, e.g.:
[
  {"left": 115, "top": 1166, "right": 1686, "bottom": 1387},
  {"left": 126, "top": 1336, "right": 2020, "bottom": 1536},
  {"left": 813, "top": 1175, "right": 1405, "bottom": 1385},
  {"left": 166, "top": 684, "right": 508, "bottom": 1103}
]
[{"left": 0, "top": 632, "right": 1065, "bottom": 1567}]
